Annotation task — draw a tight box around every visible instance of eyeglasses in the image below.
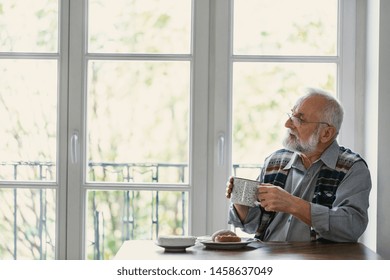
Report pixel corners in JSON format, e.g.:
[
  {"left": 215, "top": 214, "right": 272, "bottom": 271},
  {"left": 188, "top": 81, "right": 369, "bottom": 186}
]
[{"left": 287, "top": 112, "right": 331, "bottom": 127}]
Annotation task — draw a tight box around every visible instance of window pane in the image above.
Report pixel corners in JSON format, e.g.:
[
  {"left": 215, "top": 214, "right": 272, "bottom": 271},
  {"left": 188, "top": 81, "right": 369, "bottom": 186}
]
[
  {"left": 0, "top": 0, "right": 58, "bottom": 52},
  {"left": 85, "top": 189, "right": 188, "bottom": 259},
  {"left": 232, "top": 62, "right": 336, "bottom": 178},
  {"left": 88, "top": 0, "right": 191, "bottom": 54},
  {"left": 0, "top": 60, "right": 57, "bottom": 181},
  {"left": 233, "top": 0, "right": 338, "bottom": 55},
  {"left": 87, "top": 61, "right": 190, "bottom": 184},
  {"left": 0, "top": 188, "right": 56, "bottom": 260}
]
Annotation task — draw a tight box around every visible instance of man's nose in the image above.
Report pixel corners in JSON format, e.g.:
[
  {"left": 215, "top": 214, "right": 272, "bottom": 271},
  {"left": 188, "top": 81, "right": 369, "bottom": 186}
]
[{"left": 285, "top": 116, "right": 294, "bottom": 128}]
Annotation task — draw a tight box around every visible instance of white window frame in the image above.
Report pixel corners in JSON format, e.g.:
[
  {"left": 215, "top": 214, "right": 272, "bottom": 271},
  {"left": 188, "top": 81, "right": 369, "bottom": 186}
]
[
  {"left": 207, "top": 0, "right": 358, "bottom": 234},
  {"left": 64, "top": 0, "right": 210, "bottom": 259}
]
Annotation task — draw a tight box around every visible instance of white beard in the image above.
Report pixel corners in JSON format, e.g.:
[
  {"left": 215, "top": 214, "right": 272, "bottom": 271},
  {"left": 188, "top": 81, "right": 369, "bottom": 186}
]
[{"left": 282, "top": 128, "right": 320, "bottom": 154}]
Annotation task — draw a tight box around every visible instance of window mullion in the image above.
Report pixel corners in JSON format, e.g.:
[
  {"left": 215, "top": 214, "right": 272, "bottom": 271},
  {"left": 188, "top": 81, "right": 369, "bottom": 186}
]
[
  {"left": 207, "top": 0, "right": 232, "bottom": 234},
  {"left": 56, "top": 0, "right": 71, "bottom": 260},
  {"left": 338, "top": 0, "right": 357, "bottom": 150},
  {"left": 190, "top": 0, "right": 210, "bottom": 236},
  {"left": 66, "top": 0, "right": 87, "bottom": 260}
]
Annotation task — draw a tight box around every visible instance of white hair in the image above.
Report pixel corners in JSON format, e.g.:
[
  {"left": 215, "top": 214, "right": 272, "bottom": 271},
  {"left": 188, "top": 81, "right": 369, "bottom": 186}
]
[{"left": 298, "top": 87, "right": 344, "bottom": 132}]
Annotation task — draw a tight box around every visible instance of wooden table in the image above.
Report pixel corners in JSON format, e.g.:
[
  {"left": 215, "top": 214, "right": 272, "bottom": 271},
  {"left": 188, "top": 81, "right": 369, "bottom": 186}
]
[{"left": 114, "top": 239, "right": 382, "bottom": 260}]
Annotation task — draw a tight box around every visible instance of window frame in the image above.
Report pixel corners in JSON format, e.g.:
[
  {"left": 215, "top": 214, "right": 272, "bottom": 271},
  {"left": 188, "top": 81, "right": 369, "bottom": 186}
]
[
  {"left": 207, "top": 0, "right": 358, "bottom": 234},
  {"left": 65, "top": 0, "right": 210, "bottom": 259}
]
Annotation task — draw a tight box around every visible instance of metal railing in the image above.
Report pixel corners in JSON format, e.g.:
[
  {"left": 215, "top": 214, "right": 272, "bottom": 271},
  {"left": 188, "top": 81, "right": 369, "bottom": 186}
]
[
  {"left": 0, "top": 161, "right": 55, "bottom": 260},
  {"left": 87, "top": 162, "right": 189, "bottom": 259},
  {"left": 0, "top": 161, "right": 261, "bottom": 260}
]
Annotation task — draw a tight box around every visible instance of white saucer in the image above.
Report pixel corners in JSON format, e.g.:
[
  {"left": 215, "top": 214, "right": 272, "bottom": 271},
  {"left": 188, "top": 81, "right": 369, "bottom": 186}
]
[
  {"left": 200, "top": 238, "right": 254, "bottom": 250},
  {"left": 155, "top": 242, "right": 194, "bottom": 252}
]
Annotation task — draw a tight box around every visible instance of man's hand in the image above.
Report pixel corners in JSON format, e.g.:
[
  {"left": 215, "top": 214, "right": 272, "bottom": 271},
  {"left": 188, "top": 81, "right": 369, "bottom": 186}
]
[
  {"left": 258, "top": 184, "right": 312, "bottom": 225},
  {"left": 257, "top": 184, "right": 294, "bottom": 212},
  {"left": 225, "top": 176, "right": 234, "bottom": 199},
  {"left": 225, "top": 176, "right": 249, "bottom": 222}
]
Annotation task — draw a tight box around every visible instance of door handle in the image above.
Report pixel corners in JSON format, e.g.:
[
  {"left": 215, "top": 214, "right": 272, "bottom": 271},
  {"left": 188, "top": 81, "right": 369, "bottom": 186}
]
[
  {"left": 217, "top": 133, "right": 225, "bottom": 166},
  {"left": 70, "top": 131, "right": 79, "bottom": 164}
]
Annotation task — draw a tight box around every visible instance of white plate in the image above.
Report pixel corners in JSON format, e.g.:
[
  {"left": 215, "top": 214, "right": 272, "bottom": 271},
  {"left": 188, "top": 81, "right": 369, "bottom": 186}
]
[
  {"left": 155, "top": 242, "right": 194, "bottom": 252},
  {"left": 200, "top": 238, "right": 254, "bottom": 250}
]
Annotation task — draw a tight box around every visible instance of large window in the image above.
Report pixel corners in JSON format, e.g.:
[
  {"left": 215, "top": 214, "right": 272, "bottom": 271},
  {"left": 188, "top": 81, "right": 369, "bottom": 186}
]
[
  {"left": 0, "top": 0, "right": 357, "bottom": 259},
  {"left": 205, "top": 0, "right": 356, "bottom": 239}
]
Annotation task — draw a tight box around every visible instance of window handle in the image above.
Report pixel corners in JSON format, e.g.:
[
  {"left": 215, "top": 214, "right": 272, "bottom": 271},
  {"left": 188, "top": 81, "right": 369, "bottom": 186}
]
[
  {"left": 218, "top": 133, "right": 225, "bottom": 166},
  {"left": 71, "top": 131, "right": 79, "bottom": 164}
]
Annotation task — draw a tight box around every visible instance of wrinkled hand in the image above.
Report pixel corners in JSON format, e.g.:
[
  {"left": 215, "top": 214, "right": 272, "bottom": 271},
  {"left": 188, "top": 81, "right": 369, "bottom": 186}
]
[
  {"left": 257, "top": 184, "right": 312, "bottom": 225},
  {"left": 226, "top": 176, "right": 250, "bottom": 222},
  {"left": 225, "top": 176, "right": 234, "bottom": 199},
  {"left": 257, "top": 183, "right": 295, "bottom": 213}
]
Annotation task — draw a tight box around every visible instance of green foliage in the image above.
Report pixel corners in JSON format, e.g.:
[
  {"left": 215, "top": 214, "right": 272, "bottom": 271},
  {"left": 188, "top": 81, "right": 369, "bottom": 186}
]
[{"left": 154, "top": 14, "right": 170, "bottom": 28}]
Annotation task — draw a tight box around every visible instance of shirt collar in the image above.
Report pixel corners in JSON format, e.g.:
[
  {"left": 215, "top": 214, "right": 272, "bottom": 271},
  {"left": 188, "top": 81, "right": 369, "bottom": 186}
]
[
  {"left": 318, "top": 140, "right": 339, "bottom": 169},
  {"left": 284, "top": 153, "right": 300, "bottom": 170},
  {"left": 283, "top": 140, "right": 340, "bottom": 171}
]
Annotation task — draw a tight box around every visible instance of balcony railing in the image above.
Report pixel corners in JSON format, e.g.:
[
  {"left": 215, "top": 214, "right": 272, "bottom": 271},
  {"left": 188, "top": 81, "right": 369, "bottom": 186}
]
[{"left": 0, "top": 161, "right": 261, "bottom": 260}]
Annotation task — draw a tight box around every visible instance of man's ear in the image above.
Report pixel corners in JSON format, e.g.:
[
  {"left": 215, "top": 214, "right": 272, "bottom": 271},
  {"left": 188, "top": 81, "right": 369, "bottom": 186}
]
[{"left": 320, "top": 126, "right": 337, "bottom": 143}]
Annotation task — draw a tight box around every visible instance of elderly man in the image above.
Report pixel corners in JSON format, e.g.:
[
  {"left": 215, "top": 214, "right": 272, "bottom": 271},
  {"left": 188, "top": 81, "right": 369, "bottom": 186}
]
[{"left": 226, "top": 88, "right": 371, "bottom": 242}]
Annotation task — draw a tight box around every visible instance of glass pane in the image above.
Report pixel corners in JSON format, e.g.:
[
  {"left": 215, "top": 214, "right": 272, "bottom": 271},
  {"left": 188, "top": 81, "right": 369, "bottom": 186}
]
[
  {"left": 87, "top": 61, "right": 190, "bottom": 183},
  {"left": 0, "top": 60, "right": 58, "bottom": 181},
  {"left": 0, "top": 0, "right": 58, "bottom": 52},
  {"left": 88, "top": 0, "right": 191, "bottom": 54},
  {"left": 0, "top": 188, "right": 56, "bottom": 260},
  {"left": 85, "top": 189, "right": 188, "bottom": 260},
  {"left": 232, "top": 62, "right": 336, "bottom": 178},
  {"left": 233, "top": 0, "right": 338, "bottom": 55}
]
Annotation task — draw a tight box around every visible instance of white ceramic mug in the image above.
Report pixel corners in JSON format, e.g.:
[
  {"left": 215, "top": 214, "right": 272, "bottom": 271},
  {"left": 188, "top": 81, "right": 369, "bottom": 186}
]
[{"left": 230, "top": 177, "right": 260, "bottom": 207}]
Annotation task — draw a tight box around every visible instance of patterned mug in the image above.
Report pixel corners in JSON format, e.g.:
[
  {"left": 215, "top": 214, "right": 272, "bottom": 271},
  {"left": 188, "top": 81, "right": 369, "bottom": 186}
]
[{"left": 231, "top": 177, "right": 260, "bottom": 207}]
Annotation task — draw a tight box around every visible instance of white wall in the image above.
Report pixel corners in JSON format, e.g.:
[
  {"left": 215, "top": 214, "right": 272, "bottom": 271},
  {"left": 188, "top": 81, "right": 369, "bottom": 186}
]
[
  {"left": 362, "top": 0, "right": 378, "bottom": 253},
  {"left": 376, "top": 0, "right": 390, "bottom": 259},
  {"left": 364, "top": 0, "right": 390, "bottom": 259}
]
